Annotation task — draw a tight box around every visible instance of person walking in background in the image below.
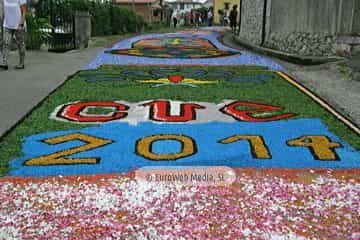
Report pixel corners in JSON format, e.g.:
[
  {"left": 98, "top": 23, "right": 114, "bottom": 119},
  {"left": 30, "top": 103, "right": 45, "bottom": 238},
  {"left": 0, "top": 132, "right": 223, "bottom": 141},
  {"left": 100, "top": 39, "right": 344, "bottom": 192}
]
[
  {"left": 171, "top": 11, "right": 178, "bottom": 28},
  {"left": 188, "top": 10, "right": 193, "bottom": 26},
  {"left": 201, "top": 10, "right": 206, "bottom": 26},
  {"left": 179, "top": 13, "right": 185, "bottom": 26},
  {"left": 229, "top": 5, "right": 238, "bottom": 34},
  {"left": 0, "top": 0, "right": 27, "bottom": 70},
  {"left": 223, "top": 8, "right": 228, "bottom": 26},
  {"left": 207, "top": 7, "right": 213, "bottom": 27},
  {"left": 195, "top": 10, "right": 200, "bottom": 28}
]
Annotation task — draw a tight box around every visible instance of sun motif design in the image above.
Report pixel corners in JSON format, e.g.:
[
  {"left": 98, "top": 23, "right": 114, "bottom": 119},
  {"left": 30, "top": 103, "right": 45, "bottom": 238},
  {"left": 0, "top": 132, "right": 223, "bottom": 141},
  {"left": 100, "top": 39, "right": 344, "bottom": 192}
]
[
  {"left": 80, "top": 67, "right": 274, "bottom": 85},
  {"left": 136, "top": 75, "right": 218, "bottom": 88}
]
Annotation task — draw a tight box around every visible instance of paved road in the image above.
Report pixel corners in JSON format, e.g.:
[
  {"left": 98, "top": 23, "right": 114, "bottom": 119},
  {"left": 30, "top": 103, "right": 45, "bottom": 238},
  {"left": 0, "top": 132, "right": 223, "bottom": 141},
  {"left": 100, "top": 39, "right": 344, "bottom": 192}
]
[{"left": 0, "top": 48, "right": 100, "bottom": 136}]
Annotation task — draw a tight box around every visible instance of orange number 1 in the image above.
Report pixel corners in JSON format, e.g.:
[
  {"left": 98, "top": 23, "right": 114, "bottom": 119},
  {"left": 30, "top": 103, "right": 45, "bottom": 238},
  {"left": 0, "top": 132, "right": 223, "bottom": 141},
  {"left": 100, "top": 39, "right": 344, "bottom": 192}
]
[{"left": 219, "top": 135, "right": 271, "bottom": 159}]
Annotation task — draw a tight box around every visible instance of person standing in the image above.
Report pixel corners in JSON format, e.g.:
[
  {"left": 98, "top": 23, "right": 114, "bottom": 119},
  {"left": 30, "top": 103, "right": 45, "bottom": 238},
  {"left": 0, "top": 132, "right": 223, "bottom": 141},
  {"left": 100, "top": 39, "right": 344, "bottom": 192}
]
[
  {"left": 207, "top": 7, "right": 213, "bottom": 27},
  {"left": 229, "top": 5, "right": 238, "bottom": 34},
  {"left": 194, "top": 10, "right": 200, "bottom": 28},
  {"left": 188, "top": 10, "right": 193, "bottom": 25},
  {"left": 1, "top": 0, "right": 27, "bottom": 70},
  {"left": 171, "top": 11, "right": 178, "bottom": 28}
]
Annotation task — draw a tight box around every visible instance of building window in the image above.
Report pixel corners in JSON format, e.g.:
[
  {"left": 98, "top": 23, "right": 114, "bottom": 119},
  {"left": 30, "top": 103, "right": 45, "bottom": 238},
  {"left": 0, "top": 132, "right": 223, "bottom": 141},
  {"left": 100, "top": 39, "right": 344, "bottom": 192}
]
[
  {"left": 153, "top": 9, "right": 160, "bottom": 17},
  {"left": 180, "top": 3, "right": 185, "bottom": 9},
  {"left": 224, "top": 2, "right": 230, "bottom": 10}
]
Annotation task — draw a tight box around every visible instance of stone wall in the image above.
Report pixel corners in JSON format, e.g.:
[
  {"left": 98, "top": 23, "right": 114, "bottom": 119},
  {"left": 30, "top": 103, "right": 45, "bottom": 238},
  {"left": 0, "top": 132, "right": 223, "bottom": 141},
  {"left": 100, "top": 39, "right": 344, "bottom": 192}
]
[
  {"left": 263, "top": 0, "right": 359, "bottom": 56},
  {"left": 268, "top": 0, "right": 341, "bottom": 35},
  {"left": 239, "top": 0, "right": 359, "bottom": 56},
  {"left": 239, "top": 0, "right": 264, "bottom": 45},
  {"left": 265, "top": 32, "right": 337, "bottom": 56},
  {"left": 353, "top": 0, "right": 360, "bottom": 33}
]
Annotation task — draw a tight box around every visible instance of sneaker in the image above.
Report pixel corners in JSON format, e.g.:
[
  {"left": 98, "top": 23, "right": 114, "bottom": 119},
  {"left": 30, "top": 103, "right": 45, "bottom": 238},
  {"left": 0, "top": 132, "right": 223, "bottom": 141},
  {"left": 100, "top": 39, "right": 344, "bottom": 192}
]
[
  {"left": 15, "top": 64, "right": 25, "bottom": 70},
  {"left": 0, "top": 64, "right": 8, "bottom": 70}
]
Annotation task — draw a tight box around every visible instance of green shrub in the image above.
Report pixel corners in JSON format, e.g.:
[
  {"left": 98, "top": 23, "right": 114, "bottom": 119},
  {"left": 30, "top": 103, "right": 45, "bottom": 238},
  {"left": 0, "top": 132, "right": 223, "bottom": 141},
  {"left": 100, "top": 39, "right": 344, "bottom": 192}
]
[
  {"left": 136, "top": 14, "right": 146, "bottom": 32},
  {"left": 35, "top": 0, "right": 145, "bottom": 37},
  {"left": 26, "top": 14, "right": 53, "bottom": 49}
]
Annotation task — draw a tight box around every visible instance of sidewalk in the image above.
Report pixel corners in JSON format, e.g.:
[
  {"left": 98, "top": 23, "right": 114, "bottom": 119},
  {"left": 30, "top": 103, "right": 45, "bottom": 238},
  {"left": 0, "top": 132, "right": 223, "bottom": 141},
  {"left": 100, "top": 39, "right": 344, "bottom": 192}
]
[
  {"left": 0, "top": 47, "right": 100, "bottom": 136},
  {"left": 223, "top": 32, "right": 360, "bottom": 127}
]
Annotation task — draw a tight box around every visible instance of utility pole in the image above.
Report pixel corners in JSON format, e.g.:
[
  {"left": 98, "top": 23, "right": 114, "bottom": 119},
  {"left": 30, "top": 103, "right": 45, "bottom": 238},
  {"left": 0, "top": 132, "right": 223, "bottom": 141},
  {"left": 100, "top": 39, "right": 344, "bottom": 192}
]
[
  {"left": 160, "top": 0, "right": 163, "bottom": 23},
  {"left": 148, "top": 2, "right": 152, "bottom": 24}
]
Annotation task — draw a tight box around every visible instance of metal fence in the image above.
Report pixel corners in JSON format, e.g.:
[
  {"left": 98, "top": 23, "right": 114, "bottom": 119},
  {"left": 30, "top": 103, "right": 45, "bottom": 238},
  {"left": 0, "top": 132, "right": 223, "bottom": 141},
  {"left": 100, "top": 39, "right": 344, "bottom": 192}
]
[{"left": 35, "top": 0, "right": 75, "bottom": 52}]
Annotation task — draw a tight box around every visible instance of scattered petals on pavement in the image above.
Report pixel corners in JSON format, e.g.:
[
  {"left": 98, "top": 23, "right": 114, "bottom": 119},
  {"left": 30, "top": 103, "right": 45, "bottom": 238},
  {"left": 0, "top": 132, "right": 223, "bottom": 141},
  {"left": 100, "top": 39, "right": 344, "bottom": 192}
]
[{"left": 1, "top": 169, "right": 359, "bottom": 239}]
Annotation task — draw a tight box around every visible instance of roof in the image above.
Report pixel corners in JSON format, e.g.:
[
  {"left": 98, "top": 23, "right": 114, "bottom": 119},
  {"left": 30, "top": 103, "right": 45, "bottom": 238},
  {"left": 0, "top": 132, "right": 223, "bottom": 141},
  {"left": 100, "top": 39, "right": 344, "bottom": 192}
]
[
  {"left": 165, "top": 0, "right": 202, "bottom": 4},
  {"left": 203, "top": 0, "right": 213, "bottom": 4},
  {"left": 114, "top": 0, "right": 156, "bottom": 4}
]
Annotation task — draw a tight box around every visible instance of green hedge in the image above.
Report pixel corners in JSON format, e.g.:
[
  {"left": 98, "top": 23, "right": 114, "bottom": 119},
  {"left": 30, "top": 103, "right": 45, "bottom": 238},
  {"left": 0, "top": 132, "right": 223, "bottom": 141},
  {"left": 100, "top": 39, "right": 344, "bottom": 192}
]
[{"left": 35, "top": 0, "right": 145, "bottom": 36}]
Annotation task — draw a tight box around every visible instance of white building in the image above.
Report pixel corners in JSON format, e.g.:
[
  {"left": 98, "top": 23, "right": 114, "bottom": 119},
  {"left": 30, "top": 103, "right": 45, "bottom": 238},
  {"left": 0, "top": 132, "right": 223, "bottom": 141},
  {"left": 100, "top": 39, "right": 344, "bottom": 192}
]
[
  {"left": 165, "top": 0, "right": 202, "bottom": 12},
  {"left": 202, "top": 0, "right": 213, "bottom": 9}
]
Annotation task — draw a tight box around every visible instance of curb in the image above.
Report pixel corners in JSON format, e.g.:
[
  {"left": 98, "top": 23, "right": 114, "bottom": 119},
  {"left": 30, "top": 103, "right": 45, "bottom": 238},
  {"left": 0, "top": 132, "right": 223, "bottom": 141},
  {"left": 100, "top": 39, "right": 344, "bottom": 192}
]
[{"left": 232, "top": 36, "right": 345, "bottom": 65}]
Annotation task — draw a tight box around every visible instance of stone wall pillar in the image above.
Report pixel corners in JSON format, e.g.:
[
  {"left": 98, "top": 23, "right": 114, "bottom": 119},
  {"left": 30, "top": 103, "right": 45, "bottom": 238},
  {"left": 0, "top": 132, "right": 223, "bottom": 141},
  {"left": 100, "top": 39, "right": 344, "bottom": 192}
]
[
  {"left": 263, "top": 0, "right": 359, "bottom": 56},
  {"left": 239, "top": 0, "right": 265, "bottom": 45},
  {"left": 337, "top": 0, "right": 357, "bottom": 34},
  {"left": 353, "top": 0, "right": 360, "bottom": 33},
  {"left": 74, "top": 11, "right": 91, "bottom": 49}
]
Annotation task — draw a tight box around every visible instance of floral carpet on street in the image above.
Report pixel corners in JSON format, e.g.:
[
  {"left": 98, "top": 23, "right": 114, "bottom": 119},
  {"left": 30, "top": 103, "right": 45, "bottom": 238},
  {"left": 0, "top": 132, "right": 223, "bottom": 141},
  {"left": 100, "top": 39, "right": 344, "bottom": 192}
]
[{"left": 0, "top": 29, "right": 359, "bottom": 239}]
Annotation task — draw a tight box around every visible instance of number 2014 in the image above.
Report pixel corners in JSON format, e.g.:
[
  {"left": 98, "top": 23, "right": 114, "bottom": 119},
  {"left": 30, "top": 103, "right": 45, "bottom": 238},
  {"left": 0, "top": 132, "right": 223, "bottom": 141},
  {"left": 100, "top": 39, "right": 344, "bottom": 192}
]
[{"left": 23, "top": 133, "right": 343, "bottom": 166}]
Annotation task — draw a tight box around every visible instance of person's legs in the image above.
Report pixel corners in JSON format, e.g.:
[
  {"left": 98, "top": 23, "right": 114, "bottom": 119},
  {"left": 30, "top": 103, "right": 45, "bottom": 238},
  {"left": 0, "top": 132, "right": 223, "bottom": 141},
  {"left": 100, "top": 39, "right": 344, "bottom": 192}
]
[
  {"left": 1, "top": 28, "right": 14, "bottom": 69},
  {"left": 14, "top": 29, "right": 26, "bottom": 68}
]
